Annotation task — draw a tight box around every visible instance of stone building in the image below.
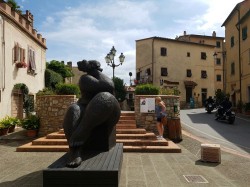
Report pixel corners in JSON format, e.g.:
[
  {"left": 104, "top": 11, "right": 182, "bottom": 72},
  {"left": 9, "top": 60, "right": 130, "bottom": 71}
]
[
  {"left": 136, "top": 36, "right": 216, "bottom": 108},
  {"left": 222, "top": 0, "right": 250, "bottom": 106},
  {"left": 0, "top": 2, "right": 47, "bottom": 118}
]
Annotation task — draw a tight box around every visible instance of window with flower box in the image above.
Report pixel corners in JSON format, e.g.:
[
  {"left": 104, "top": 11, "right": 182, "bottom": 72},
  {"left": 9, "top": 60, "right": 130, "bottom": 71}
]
[{"left": 14, "top": 43, "right": 27, "bottom": 68}]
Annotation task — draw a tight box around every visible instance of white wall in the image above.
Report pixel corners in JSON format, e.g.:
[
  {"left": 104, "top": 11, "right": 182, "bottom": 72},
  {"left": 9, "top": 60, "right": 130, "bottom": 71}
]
[{"left": 0, "top": 16, "right": 46, "bottom": 118}]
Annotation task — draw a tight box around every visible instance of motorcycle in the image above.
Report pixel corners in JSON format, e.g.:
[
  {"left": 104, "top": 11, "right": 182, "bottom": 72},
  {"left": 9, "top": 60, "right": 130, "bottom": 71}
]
[
  {"left": 205, "top": 101, "right": 216, "bottom": 113},
  {"left": 215, "top": 106, "right": 235, "bottom": 124}
]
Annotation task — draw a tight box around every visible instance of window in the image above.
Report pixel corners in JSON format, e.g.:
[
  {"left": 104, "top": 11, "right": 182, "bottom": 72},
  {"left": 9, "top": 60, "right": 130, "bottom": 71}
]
[
  {"left": 187, "top": 52, "right": 190, "bottom": 57},
  {"left": 186, "top": 69, "right": 192, "bottom": 77},
  {"left": 201, "top": 52, "right": 207, "bottom": 60},
  {"left": 216, "top": 41, "right": 221, "bottom": 48},
  {"left": 14, "top": 43, "right": 25, "bottom": 63},
  {"left": 201, "top": 70, "right": 207, "bottom": 78},
  {"left": 161, "top": 68, "right": 168, "bottom": 76},
  {"left": 231, "top": 62, "right": 235, "bottom": 75},
  {"left": 28, "top": 47, "right": 36, "bottom": 74},
  {"left": 136, "top": 72, "right": 141, "bottom": 80},
  {"left": 161, "top": 47, "right": 167, "bottom": 56},
  {"left": 146, "top": 68, "right": 151, "bottom": 75},
  {"left": 216, "top": 75, "right": 221, "bottom": 81},
  {"left": 216, "top": 58, "right": 221, "bottom": 65},
  {"left": 242, "top": 26, "right": 247, "bottom": 40},
  {"left": 231, "top": 36, "right": 234, "bottom": 47}
]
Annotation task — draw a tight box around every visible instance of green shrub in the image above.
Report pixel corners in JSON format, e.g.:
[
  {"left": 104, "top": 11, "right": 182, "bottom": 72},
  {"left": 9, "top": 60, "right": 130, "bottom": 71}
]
[
  {"left": 135, "top": 84, "right": 159, "bottom": 95},
  {"left": 36, "top": 88, "right": 55, "bottom": 96},
  {"left": 55, "top": 83, "right": 80, "bottom": 96},
  {"left": 0, "top": 116, "right": 20, "bottom": 128},
  {"left": 45, "top": 69, "right": 63, "bottom": 89},
  {"left": 160, "top": 87, "right": 180, "bottom": 95}
]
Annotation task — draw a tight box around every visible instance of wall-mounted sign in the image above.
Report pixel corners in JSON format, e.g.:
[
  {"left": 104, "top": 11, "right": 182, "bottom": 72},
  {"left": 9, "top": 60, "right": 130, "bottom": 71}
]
[{"left": 140, "top": 98, "right": 155, "bottom": 113}]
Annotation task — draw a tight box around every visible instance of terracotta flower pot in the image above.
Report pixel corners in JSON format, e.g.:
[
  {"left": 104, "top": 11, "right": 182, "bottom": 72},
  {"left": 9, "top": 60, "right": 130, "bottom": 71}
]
[
  {"left": 26, "top": 129, "right": 38, "bottom": 137},
  {"left": 0, "top": 128, "right": 9, "bottom": 136},
  {"left": 8, "top": 125, "right": 16, "bottom": 133}
]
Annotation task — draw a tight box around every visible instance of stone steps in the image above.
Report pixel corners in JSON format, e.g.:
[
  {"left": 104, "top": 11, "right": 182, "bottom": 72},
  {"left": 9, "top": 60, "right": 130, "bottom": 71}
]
[{"left": 16, "top": 112, "right": 181, "bottom": 153}]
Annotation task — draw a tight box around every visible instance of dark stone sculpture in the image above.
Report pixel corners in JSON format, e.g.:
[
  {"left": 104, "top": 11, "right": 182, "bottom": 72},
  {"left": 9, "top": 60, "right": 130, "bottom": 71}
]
[{"left": 63, "top": 60, "right": 121, "bottom": 168}]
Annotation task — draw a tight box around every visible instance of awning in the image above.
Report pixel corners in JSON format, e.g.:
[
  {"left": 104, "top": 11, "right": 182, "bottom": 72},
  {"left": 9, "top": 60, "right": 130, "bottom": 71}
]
[
  {"left": 184, "top": 81, "right": 197, "bottom": 88},
  {"left": 163, "top": 80, "right": 179, "bottom": 85}
]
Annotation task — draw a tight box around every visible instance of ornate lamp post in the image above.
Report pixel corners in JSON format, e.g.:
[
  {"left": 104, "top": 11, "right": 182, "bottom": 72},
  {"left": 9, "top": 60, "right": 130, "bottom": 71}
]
[{"left": 105, "top": 46, "right": 125, "bottom": 79}]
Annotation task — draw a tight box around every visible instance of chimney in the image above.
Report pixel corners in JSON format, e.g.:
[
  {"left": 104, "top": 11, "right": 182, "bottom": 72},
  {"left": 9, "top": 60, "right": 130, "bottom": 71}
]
[
  {"left": 22, "top": 10, "right": 34, "bottom": 27},
  {"left": 212, "top": 31, "right": 216, "bottom": 37},
  {"left": 67, "top": 61, "right": 72, "bottom": 68}
]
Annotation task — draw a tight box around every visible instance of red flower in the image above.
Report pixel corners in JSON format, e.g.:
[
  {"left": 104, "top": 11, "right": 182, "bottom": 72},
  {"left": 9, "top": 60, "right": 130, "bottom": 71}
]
[{"left": 16, "top": 62, "right": 27, "bottom": 68}]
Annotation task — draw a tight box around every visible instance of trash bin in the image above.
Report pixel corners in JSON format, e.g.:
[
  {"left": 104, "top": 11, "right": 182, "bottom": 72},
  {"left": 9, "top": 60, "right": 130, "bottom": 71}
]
[
  {"left": 167, "top": 117, "right": 182, "bottom": 143},
  {"left": 190, "top": 97, "right": 195, "bottom": 109}
]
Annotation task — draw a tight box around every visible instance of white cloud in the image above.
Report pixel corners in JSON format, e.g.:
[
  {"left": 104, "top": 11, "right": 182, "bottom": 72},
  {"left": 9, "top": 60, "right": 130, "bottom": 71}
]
[{"left": 41, "top": 0, "right": 242, "bottom": 84}]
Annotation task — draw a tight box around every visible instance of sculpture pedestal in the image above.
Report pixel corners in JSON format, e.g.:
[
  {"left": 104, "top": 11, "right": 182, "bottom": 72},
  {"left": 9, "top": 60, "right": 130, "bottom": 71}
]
[{"left": 43, "top": 143, "right": 123, "bottom": 187}]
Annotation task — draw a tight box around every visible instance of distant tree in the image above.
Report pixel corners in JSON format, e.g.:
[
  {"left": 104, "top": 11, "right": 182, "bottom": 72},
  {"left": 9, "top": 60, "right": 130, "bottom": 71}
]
[
  {"left": 45, "top": 69, "right": 63, "bottom": 89},
  {"left": 46, "top": 60, "right": 74, "bottom": 81},
  {"left": 6, "top": 0, "right": 21, "bottom": 12},
  {"left": 113, "top": 77, "right": 126, "bottom": 102}
]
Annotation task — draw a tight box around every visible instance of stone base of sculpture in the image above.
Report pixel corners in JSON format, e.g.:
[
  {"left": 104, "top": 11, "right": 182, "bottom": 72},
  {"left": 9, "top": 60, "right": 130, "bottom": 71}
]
[{"left": 43, "top": 143, "right": 123, "bottom": 187}]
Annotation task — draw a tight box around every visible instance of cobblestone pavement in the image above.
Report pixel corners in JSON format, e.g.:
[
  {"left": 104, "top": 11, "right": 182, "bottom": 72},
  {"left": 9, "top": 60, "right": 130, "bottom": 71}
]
[{"left": 0, "top": 128, "right": 249, "bottom": 187}]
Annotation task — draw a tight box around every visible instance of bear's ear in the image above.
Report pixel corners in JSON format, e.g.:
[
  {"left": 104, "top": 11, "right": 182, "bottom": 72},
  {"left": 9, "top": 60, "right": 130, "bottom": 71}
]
[{"left": 77, "top": 60, "right": 88, "bottom": 72}]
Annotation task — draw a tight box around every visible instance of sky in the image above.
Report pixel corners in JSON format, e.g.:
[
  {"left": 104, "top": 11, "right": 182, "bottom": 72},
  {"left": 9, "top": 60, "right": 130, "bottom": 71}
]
[{"left": 15, "top": 0, "right": 242, "bottom": 85}]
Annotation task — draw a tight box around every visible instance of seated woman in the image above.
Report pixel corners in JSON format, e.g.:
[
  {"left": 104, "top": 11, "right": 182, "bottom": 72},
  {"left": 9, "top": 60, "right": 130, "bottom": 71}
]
[{"left": 63, "top": 60, "right": 120, "bottom": 168}]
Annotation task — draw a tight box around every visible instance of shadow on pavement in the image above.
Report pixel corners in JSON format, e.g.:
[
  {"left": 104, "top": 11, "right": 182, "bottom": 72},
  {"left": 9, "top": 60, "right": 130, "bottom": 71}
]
[{"left": 0, "top": 171, "right": 43, "bottom": 187}]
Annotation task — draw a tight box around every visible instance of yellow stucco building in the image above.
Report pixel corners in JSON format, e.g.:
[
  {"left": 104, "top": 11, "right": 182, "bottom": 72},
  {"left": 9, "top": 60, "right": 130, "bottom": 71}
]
[
  {"left": 222, "top": 0, "right": 250, "bottom": 106},
  {"left": 136, "top": 36, "right": 217, "bottom": 108},
  {"left": 0, "top": 2, "right": 47, "bottom": 119}
]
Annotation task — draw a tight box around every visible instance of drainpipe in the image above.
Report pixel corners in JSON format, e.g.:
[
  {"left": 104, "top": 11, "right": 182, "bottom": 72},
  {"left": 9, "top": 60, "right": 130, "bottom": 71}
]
[
  {"left": 152, "top": 37, "right": 155, "bottom": 85},
  {"left": 236, "top": 9, "right": 242, "bottom": 106},
  {"left": 0, "top": 15, "right": 5, "bottom": 90}
]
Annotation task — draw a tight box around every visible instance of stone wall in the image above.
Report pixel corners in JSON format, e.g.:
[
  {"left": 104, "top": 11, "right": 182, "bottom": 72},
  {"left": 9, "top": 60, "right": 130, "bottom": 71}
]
[
  {"left": 135, "top": 95, "right": 180, "bottom": 134},
  {"left": 36, "top": 95, "right": 77, "bottom": 136}
]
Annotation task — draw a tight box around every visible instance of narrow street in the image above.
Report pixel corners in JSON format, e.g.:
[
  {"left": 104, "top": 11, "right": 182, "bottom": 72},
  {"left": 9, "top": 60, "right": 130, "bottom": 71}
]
[{"left": 180, "top": 108, "right": 250, "bottom": 158}]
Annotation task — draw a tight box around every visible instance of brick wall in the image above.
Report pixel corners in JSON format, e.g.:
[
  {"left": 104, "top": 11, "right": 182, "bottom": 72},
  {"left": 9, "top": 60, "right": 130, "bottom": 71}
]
[
  {"left": 135, "top": 95, "right": 180, "bottom": 134},
  {"left": 36, "top": 95, "right": 77, "bottom": 136}
]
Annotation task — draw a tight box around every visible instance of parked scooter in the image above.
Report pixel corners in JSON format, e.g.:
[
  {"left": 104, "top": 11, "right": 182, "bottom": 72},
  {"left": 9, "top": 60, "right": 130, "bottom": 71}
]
[{"left": 215, "top": 106, "right": 235, "bottom": 124}]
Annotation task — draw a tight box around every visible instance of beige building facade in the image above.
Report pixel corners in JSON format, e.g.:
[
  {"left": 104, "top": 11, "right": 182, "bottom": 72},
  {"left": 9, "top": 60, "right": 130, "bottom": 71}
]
[
  {"left": 136, "top": 37, "right": 216, "bottom": 108},
  {"left": 222, "top": 0, "right": 250, "bottom": 106},
  {"left": 0, "top": 2, "right": 47, "bottom": 119},
  {"left": 177, "top": 31, "right": 225, "bottom": 92}
]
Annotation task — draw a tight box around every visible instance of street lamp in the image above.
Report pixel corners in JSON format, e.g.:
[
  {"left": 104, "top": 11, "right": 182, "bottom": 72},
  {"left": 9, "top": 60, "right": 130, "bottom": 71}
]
[
  {"left": 105, "top": 46, "right": 125, "bottom": 79},
  {"left": 129, "top": 72, "right": 132, "bottom": 86}
]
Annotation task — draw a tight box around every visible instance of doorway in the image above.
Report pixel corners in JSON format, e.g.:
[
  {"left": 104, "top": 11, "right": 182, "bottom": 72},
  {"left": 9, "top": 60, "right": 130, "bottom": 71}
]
[
  {"left": 201, "top": 88, "right": 207, "bottom": 106},
  {"left": 186, "top": 87, "right": 192, "bottom": 103}
]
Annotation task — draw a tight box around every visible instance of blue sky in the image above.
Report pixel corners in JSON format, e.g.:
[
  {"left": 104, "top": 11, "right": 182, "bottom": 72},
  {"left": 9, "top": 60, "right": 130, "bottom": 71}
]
[{"left": 15, "top": 0, "right": 242, "bottom": 84}]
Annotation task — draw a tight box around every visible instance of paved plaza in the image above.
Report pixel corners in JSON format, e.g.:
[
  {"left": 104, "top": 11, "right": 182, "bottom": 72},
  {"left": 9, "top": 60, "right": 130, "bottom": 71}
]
[{"left": 0, "top": 128, "right": 249, "bottom": 187}]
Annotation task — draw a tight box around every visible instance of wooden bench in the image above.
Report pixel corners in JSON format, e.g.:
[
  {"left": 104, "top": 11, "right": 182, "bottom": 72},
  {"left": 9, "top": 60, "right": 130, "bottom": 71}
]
[{"left": 43, "top": 143, "right": 123, "bottom": 187}]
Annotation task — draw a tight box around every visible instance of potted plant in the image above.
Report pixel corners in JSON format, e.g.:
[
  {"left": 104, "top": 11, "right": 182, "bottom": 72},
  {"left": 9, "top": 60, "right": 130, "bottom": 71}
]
[
  {"left": 0, "top": 123, "right": 9, "bottom": 136},
  {"left": 8, "top": 116, "right": 20, "bottom": 133},
  {"left": 21, "top": 114, "right": 40, "bottom": 137},
  {"left": 0, "top": 116, "right": 21, "bottom": 133}
]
